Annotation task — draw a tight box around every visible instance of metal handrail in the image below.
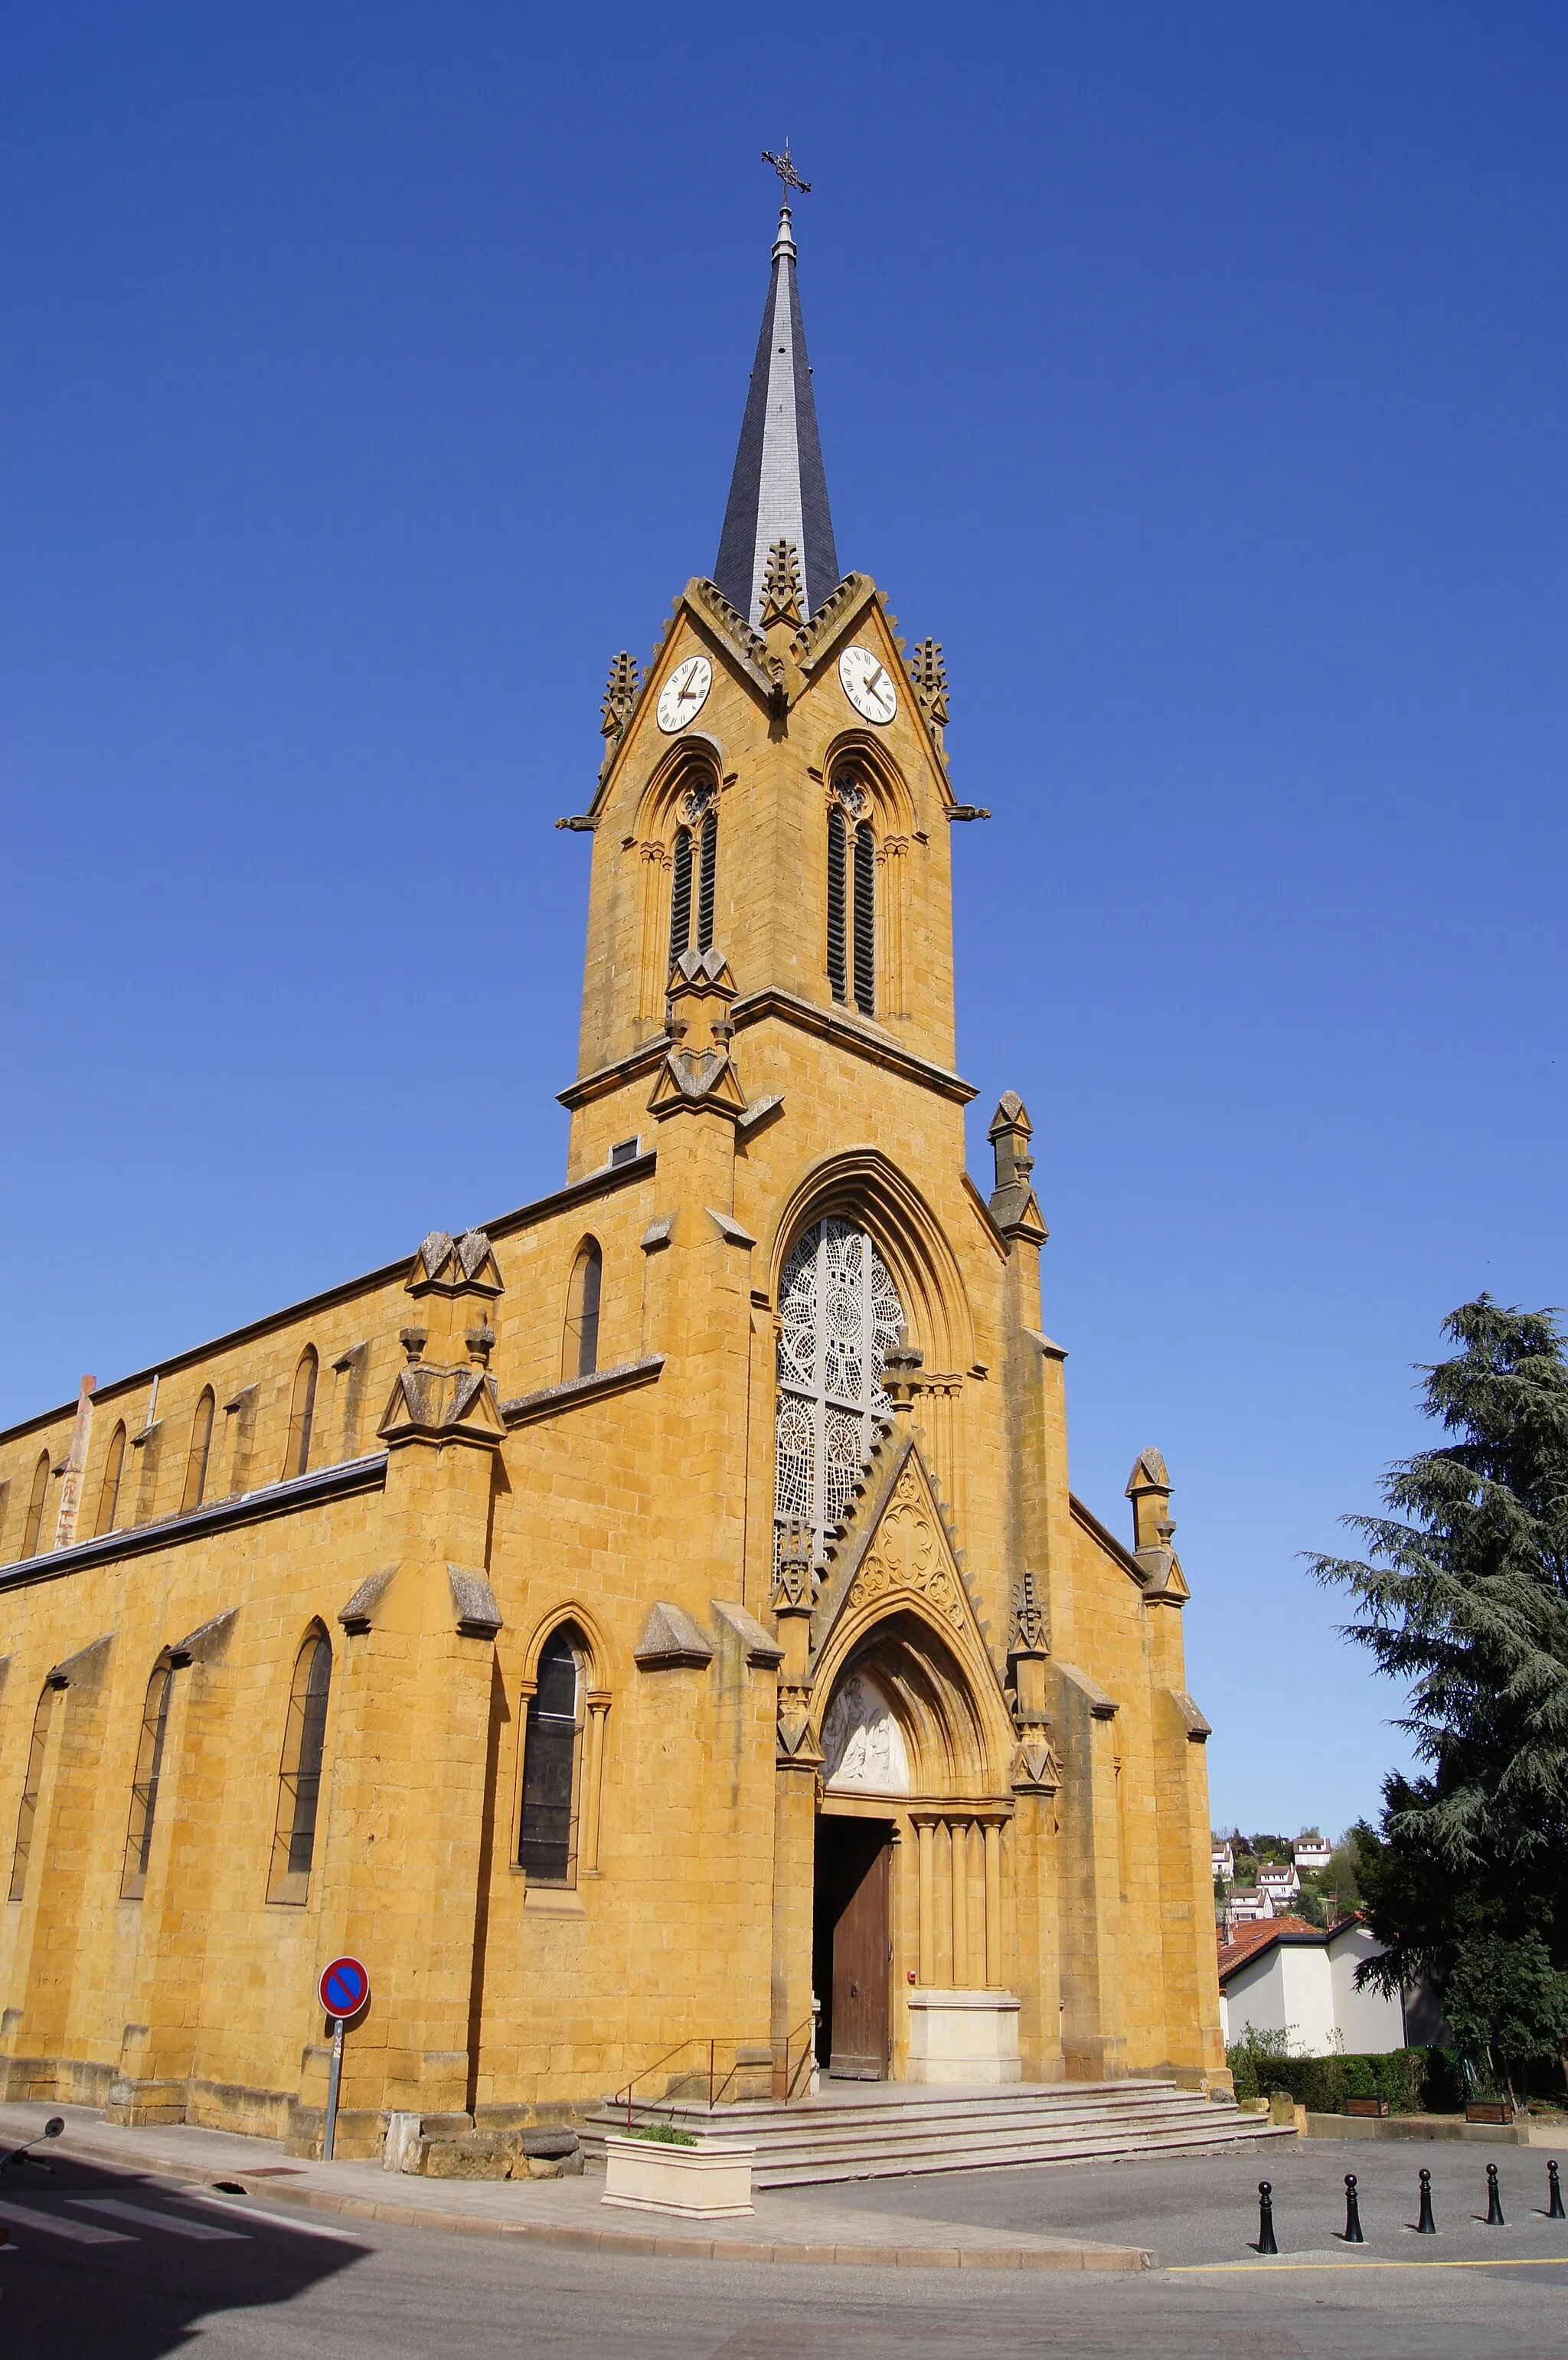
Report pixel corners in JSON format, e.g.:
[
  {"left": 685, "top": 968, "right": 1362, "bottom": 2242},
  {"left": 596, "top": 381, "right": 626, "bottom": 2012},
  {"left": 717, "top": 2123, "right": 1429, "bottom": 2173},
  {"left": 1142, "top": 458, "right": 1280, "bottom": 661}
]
[
  {"left": 613, "top": 2037, "right": 737, "bottom": 2130},
  {"left": 782, "top": 2009, "right": 819, "bottom": 2102}
]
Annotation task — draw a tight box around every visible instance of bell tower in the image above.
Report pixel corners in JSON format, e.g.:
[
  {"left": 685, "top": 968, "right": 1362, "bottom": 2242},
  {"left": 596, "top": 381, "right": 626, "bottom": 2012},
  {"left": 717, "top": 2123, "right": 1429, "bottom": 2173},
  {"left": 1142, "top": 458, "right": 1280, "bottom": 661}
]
[{"left": 558, "top": 173, "right": 983, "bottom": 1185}]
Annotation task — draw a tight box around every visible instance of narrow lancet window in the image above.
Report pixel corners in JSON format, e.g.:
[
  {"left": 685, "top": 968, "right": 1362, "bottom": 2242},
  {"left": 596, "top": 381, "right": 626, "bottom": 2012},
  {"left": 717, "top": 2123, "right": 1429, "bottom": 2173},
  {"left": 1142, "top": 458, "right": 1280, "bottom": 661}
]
[
  {"left": 181, "top": 1388, "right": 215, "bottom": 1514},
  {"left": 284, "top": 1348, "right": 318, "bottom": 1481},
  {"left": 853, "top": 822, "right": 876, "bottom": 1016},
  {"left": 9, "top": 1685, "right": 55, "bottom": 1901},
  {"left": 96, "top": 1423, "right": 127, "bottom": 1538},
  {"left": 669, "top": 826, "right": 693, "bottom": 967},
  {"left": 563, "top": 1240, "right": 603, "bottom": 1381},
  {"left": 697, "top": 806, "right": 717, "bottom": 951},
  {"left": 518, "top": 1626, "right": 583, "bottom": 1884},
  {"left": 21, "top": 1450, "right": 50, "bottom": 1560},
  {"left": 122, "top": 1657, "right": 175, "bottom": 1900},
  {"left": 268, "top": 1627, "right": 332, "bottom": 1903},
  {"left": 827, "top": 806, "right": 848, "bottom": 1003}
]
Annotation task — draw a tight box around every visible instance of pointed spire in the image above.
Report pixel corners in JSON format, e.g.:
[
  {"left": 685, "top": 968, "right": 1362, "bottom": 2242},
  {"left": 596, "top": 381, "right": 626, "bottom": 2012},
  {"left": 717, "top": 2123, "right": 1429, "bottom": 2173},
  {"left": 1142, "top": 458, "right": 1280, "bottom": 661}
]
[{"left": 714, "top": 194, "right": 840, "bottom": 629}]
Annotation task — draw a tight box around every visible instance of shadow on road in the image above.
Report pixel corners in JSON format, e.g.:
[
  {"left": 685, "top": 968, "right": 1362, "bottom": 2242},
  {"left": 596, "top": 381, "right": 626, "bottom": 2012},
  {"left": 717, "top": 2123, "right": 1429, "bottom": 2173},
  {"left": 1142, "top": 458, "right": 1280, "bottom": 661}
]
[{"left": 0, "top": 2137, "right": 367, "bottom": 2358}]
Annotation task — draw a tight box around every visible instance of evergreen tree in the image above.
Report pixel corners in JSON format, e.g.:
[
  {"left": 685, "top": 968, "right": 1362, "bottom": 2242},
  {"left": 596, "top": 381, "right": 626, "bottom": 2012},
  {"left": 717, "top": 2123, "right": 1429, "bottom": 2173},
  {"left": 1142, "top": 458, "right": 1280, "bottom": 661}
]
[{"left": 1312, "top": 1299, "right": 1568, "bottom": 1995}]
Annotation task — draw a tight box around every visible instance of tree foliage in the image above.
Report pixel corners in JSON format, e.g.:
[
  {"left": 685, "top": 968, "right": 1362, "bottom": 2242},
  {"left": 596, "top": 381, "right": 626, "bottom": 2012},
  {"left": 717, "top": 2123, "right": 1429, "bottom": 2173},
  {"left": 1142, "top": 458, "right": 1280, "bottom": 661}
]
[
  {"left": 1442, "top": 1935, "right": 1568, "bottom": 2099},
  {"left": 1312, "top": 1298, "right": 1568, "bottom": 1996}
]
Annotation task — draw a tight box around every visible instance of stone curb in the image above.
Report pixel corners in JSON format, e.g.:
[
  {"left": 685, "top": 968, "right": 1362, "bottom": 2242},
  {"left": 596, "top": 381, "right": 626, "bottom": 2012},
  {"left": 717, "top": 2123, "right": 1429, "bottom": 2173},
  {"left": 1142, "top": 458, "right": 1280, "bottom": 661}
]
[{"left": 38, "top": 2123, "right": 1155, "bottom": 2273}]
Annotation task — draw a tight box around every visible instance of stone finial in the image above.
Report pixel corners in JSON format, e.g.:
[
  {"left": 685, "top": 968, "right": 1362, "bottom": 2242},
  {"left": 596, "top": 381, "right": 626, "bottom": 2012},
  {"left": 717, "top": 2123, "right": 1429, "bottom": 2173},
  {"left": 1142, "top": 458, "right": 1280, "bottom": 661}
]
[
  {"left": 909, "top": 637, "right": 949, "bottom": 737},
  {"left": 600, "top": 652, "right": 641, "bottom": 739},
  {"left": 1125, "top": 1447, "right": 1175, "bottom": 1554},
  {"left": 772, "top": 1521, "right": 816, "bottom": 1613},
  {"left": 758, "top": 538, "right": 804, "bottom": 632},
  {"left": 1009, "top": 1567, "right": 1048, "bottom": 1657},
  {"left": 987, "top": 1094, "right": 1047, "bottom": 1245},
  {"left": 880, "top": 1346, "right": 924, "bottom": 1415}
]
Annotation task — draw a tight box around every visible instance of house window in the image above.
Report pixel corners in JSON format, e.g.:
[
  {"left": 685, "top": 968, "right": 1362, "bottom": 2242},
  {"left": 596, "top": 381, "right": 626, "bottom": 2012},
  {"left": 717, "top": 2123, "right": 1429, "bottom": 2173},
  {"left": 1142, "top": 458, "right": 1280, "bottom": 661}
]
[
  {"left": 181, "top": 1388, "right": 216, "bottom": 1514},
  {"left": 95, "top": 1423, "right": 127, "bottom": 1538},
  {"left": 268, "top": 1627, "right": 332, "bottom": 1903},
  {"left": 8, "top": 1685, "right": 55, "bottom": 1901},
  {"left": 121, "top": 1657, "right": 175, "bottom": 1900},
  {"left": 774, "top": 1218, "right": 906, "bottom": 1566},
  {"left": 609, "top": 1136, "right": 639, "bottom": 1169},
  {"left": 518, "top": 1625, "right": 583, "bottom": 1884},
  {"left": 20, "top": 1450, "right": 50, "bottom": 1560},
  {"left": 563, "top": 1240, "right": 603, "bottom": 1381},
  {"left": 283, "top": 1348, "right": 318, "bottom": 1481}
]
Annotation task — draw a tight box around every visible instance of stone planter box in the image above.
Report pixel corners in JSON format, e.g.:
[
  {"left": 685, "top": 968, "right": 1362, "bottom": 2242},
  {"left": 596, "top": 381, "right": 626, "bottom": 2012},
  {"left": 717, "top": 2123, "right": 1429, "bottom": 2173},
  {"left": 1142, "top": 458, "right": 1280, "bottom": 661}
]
[
  {"left": 1345, "top": 2097, "right": 1390, "bottom": 2118},
  {"left": 602, "top": 2134, "right": 755, "bottom": 2218},
  {"left": 1466, "top": 2100, "right": 1515, "bottom": 2126}
]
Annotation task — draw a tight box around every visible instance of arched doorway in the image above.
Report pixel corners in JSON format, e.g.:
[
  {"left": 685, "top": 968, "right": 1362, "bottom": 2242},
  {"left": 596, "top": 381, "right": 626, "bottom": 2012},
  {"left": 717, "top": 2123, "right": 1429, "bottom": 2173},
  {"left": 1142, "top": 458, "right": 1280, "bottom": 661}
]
[{"left": 811, "top": 1616, "right": 1019, "bottom": 2086}]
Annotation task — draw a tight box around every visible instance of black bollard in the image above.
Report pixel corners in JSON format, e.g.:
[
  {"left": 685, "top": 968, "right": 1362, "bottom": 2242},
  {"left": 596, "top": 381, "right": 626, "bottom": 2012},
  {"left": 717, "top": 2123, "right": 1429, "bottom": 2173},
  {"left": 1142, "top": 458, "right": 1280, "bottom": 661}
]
[
  {"left": 1485, "top": 2163, "right": 1505, "bottom": 2226},
  {"left": 1548, "top": 2160, "right": 1565, "bottom": 2221},
  {"left": 1256, "top": 2179, "right": 1279, "bottom": 2256},
  {"left": 1416, "top": 2167, "right": 1436, "bottom": 2234},
  {"left": 1342, "top": 2172, "right": 1365, "bottom": 2244}
]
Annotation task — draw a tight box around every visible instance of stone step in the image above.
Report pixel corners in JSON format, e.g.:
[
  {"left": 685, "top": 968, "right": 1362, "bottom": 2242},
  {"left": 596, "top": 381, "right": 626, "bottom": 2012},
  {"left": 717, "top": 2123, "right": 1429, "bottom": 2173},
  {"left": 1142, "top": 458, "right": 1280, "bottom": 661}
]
[{"left": 578, "top": 2082, "right": 1291, "bottom": 2188}]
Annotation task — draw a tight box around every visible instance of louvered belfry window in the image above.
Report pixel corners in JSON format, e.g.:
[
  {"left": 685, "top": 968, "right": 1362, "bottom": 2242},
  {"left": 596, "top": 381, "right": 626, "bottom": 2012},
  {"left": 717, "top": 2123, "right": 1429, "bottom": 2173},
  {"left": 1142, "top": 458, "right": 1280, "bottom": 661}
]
[
  {"left": 826, "top": 808, "right": 848, "bottom": 1002},
  {"left": 774, "top": 1219, "right": 906, "bottom": 1567},
  {"left": 853, "top": 822, "right": 876, "bottom": 1015},
  {"left": 696, "top": 806, "right": 717, "bottom": 951},
  {"left": 669, "top": 825, "right": 693, "bottom": 964}
]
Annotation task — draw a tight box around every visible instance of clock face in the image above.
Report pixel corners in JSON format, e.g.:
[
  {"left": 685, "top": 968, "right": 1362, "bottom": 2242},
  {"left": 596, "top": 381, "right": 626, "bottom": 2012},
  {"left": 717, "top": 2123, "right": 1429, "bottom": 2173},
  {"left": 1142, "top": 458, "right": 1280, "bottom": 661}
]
[
  {"left": 656, "top": 655, "right": 712, "bottom": 733},
  {"left": 839, "top": 645, "right": 897, "bottom": 725}
]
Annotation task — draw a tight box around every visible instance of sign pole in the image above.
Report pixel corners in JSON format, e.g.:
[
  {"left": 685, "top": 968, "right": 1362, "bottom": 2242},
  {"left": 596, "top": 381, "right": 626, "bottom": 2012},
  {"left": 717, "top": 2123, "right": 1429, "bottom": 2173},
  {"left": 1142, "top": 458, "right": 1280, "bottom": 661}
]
[
  {"left": 323, "top": 2015, "right": 346, "bottom": 2162},
  {"left": 315, "top": 1955, "right": 371, "bottom": 2164}
]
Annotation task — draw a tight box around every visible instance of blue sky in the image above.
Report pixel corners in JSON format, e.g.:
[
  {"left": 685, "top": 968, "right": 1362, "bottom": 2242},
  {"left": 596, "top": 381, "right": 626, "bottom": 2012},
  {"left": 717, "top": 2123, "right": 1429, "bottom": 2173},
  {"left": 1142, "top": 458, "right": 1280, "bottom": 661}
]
[{"left": 5, "top": 6, "right": 1565, "bottom": 1839}]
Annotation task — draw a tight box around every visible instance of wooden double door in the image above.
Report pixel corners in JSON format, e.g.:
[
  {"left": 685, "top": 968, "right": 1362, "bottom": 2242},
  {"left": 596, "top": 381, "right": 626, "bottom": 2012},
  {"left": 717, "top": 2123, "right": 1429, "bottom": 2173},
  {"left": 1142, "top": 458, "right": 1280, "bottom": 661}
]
[{"left": 813, "top": 1815, "right": 893, "bottom": 2080}]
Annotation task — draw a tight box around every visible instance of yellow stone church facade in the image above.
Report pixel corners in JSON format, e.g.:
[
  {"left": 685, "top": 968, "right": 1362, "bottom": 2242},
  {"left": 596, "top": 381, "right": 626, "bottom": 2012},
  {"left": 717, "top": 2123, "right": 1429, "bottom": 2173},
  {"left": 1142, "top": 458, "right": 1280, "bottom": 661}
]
[{"left": 0, "top": 197, "right": 1225, "bottom": 2153}]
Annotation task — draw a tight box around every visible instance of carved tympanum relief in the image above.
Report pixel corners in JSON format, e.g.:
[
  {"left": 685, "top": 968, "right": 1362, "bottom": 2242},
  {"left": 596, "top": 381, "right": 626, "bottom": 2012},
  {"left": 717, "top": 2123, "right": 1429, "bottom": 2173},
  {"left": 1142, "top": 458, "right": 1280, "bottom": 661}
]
[{"left": 820, "top": 1670, "right": 910, "bottom": 1795}]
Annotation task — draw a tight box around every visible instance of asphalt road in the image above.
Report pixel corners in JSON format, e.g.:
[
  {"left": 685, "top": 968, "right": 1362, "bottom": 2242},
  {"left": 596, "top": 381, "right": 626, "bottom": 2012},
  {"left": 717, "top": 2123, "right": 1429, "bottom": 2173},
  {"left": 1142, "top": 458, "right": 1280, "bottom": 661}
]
[{"left": 5, "top": 2136, "right": 1568, "bottom": 2358}]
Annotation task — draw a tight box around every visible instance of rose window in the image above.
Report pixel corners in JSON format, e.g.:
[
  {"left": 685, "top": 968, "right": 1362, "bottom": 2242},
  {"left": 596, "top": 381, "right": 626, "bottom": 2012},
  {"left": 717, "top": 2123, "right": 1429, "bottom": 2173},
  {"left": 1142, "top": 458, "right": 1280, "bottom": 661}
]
[{"left": 774, "top": 1218, "right": 905, "bottom": 1567}]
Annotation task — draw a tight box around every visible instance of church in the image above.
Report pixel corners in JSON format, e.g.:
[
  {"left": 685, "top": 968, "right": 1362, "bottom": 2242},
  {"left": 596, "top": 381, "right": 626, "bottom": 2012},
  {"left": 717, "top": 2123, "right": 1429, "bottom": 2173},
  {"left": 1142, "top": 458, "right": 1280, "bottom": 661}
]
[{"left": 0, "top": 185, "right": 1226, "bottom": 2153}]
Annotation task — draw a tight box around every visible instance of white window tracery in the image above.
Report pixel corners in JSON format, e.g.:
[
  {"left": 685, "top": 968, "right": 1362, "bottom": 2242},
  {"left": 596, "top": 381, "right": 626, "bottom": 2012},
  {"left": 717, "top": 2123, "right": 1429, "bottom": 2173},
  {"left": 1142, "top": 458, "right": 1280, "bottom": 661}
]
[{"left": 774, "top": 1218, "right": 905, "bottom": 1564}]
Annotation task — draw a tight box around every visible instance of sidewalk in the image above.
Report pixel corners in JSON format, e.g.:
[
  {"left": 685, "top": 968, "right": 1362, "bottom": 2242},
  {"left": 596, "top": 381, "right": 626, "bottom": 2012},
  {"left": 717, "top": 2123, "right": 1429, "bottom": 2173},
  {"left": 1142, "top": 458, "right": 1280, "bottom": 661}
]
[{"left": 0, "top": 2102, "right": 1152, "bottom": 2273}]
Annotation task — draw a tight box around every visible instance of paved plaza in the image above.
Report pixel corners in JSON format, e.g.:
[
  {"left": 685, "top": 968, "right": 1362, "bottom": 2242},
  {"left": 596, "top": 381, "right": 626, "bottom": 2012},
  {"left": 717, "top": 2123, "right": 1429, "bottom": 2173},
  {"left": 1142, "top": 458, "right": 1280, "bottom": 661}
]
[{"left": 2, "top": 2107, "right": 1566, "bottom": 2356}]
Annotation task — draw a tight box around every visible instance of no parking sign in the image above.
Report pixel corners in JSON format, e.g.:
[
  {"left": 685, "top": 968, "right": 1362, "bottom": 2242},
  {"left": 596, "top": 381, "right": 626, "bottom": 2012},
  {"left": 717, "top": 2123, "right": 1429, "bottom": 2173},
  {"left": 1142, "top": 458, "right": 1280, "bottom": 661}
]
[
  {"left": 316, "top": 1956, "right": 370, "bottom": 2162},
  {"left": 318, "top": 1956, "right": 370, "bottom": 2021}
]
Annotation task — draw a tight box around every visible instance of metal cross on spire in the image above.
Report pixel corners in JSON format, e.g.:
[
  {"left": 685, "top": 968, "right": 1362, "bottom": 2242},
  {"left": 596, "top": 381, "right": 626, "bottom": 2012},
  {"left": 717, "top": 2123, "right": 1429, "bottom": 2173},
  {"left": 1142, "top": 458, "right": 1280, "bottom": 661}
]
[{"left": 762, "top": 142, "right": 811, "bottom": 198}]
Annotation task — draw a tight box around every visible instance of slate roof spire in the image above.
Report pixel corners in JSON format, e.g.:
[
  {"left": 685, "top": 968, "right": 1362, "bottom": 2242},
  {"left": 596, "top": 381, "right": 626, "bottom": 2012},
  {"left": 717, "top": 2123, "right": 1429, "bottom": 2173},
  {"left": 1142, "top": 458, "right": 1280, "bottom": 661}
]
[{"left": 714, "top": 197, "right": 840, "bottom": 629}]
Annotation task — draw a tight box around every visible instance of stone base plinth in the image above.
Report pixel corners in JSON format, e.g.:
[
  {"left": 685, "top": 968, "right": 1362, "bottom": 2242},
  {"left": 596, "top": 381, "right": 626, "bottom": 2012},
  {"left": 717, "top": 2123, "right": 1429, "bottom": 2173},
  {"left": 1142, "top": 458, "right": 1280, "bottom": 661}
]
[{"left": 905, "top": 1990, "right": 1021, "bottom": 2084}]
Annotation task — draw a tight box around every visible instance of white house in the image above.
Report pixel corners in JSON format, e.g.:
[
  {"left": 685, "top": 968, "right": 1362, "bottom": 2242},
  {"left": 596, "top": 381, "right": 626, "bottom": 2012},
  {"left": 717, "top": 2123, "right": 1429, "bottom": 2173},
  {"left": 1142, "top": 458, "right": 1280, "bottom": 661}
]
[
  {"left": 1219, "top": 1917, "right": 1406, "bottom": 2054},
  {"left": 1224, "top": 1888, "right": 1274, "bottom": 1925},
  {"left": 1212, "top": 1839, "right": 1235, "bottom": 1882},
  {"left": 1294, "top": 1836, "right": 1332, "bottom": 1875},
  {"left": 1257, "top": 1863, "right": 1301, "bottom": 1905}
]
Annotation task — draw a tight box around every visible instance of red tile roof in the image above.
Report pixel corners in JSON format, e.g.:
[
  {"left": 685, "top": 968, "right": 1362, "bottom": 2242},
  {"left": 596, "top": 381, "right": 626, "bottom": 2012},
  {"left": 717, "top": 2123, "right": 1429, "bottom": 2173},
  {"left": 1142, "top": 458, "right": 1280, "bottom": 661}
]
[{"left": 1217, "top": 1914, "right": 1322, "bottom": 1979}]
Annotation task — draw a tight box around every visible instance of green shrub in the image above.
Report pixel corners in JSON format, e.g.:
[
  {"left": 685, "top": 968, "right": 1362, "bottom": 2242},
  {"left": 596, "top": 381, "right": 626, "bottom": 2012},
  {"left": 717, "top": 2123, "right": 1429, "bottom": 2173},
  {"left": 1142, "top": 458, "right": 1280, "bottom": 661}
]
[
  {"left": 627, "top": 2121, "right": 697, "bottom": 2146},
  {"left": 1224, "top": 2036, "right": 1432, "bottom": 2113}
]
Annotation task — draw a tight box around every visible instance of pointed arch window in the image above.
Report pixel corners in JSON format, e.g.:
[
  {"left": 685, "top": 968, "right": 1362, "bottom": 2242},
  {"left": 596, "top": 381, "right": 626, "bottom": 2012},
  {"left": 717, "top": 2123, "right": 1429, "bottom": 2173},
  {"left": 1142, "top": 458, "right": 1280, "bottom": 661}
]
[
  {"left": 828, "top": 776, "right": 874, "bottom": 1012},
  {"left": 668, "top": 783, "right": 717, "bottom": 969},
  {"left": 9, "top": 1682, "right": 56, "bottom": 1901},
  {"left": 268, "top": 1626, "right": 332, "bottom": 1904},
  {"left": 121, "top": 1655, "right": 175, "bottom": 1900},
  {"left": 95, "top": 1423, "right": 127, "bottom": 1538},
  {"left": 181, "top": 1388, "right": 215, "bottom": 1514},
  {"left": 283, "top": 1348, "right": 318, "bottom": 1481},
  {"left": 563, "top": 1240, "right": 603, "bottom": 1381},
  {"left": 20, "top": 1450, "right": 50, "bottom": 1560},
  {"left": 774, "top": 1218, "right": 906, "bottom": 1565},
  {"left": 518, "top": 1624, "right": 584, "bottom": 1884}
]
